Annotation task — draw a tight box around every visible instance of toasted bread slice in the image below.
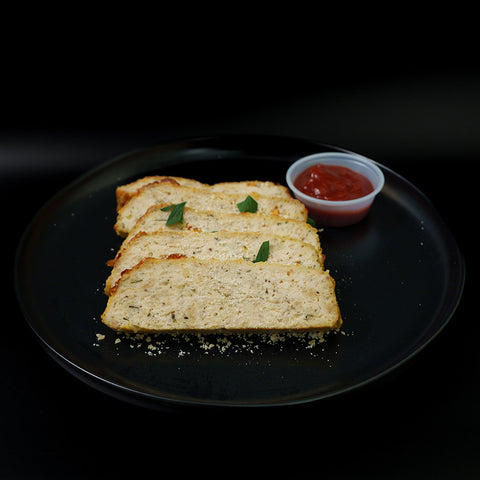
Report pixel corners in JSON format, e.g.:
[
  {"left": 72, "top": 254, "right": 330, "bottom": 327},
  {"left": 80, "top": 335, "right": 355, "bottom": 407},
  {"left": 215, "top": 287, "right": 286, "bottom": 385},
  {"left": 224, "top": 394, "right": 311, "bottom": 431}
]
[
  {"left": 209, "top": 180, "right": 292, "bottom": 199},
  {"left": 121, "top": 205, "right": 321, "bottom": 253},
  {"left": 116, "top": 176, "right": 292, "bottom": 210},
  {"left": 114, "top": 182, "right": 308, "bottom": 236},
  {"left": 105, "top": 230, "right": 323, "bottom": 294},
  {"left": 116, "top": 176, "right": 204, "bottom": 210},
  {"left": 102, "top": 257, "right": 341, "bottom": 333}
]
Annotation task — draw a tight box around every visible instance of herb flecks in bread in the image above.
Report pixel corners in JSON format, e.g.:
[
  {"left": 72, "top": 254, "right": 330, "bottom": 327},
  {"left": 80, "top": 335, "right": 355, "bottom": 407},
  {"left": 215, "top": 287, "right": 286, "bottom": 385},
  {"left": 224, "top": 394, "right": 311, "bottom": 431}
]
[
  {"left": 102, "top": 176, "right": 341, "bottom": 336},
  {"left": 116, "top": 176, "right": 292, "bottom": 210},
  {"left": 102, "top": 257, "right": 341, "bottom": 333},
  {"left": 114, "top": 182, "right": 308, "bottom": 236},
  {"left": 123, "top": 205, "right": 323, "bottom": 253},
  {"left": 104, "top": 230, "right": 322, "bottom": 294}
]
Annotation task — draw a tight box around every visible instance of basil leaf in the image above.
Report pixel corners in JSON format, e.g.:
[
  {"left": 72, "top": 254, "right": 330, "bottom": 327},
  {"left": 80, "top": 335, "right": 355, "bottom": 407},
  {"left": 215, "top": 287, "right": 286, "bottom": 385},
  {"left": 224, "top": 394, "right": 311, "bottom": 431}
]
[
  {"left": 307, "top": 217, "right": 316, "bottom": 227},
  {"left": 237, "top": 195, "right": 258, "bottom": 213},
  {"left": 161, "top": 202, "right": 186, "bottom": 225},
  {"left": 253, "top": 240, "right": 270, "bottom": 263},
  {"left": 160, "top": 204, "right": 175, "bottom": 212}
]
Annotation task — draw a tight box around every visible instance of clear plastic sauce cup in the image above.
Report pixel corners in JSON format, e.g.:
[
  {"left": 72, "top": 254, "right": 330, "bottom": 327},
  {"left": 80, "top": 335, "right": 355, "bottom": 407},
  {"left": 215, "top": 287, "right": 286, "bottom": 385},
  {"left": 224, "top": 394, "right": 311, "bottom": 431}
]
[{"left": 286, "top": 152, "right": 385, "bottom": 227}]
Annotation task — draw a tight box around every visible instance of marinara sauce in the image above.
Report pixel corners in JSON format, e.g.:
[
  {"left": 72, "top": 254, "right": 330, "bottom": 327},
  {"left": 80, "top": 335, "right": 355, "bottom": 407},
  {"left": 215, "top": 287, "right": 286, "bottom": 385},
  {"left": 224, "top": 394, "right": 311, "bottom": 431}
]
[{"left": 294, "top": 164, "right": 374, "bottom": 201}]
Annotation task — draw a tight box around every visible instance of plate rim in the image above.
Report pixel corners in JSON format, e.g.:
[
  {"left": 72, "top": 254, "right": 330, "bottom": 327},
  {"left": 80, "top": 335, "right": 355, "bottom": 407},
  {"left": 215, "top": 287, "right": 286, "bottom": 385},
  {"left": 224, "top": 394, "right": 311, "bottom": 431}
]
[{"left": 14, "top": 134, "right": 466, "bottom": 408}]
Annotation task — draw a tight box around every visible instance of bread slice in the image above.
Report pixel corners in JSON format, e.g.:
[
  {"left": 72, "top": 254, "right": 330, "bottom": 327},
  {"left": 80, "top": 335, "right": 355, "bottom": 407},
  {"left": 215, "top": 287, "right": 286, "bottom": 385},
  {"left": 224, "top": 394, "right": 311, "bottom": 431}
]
[
  {"left": 116, "top": 176, "right": 292, "bottom": 210},
  {"left": 114, "top": 182, "right": 308, "bottom": 236},
  {"left": 105, "top": 230, "right": 323, "bottom": 294},
  {"left": 122, "top": 205, "right": 322, "bottom": 253},
  {"left": 208, "top": 180, "right": 292, "bottom": 199},
  {"left": 101, "top": 257, "right": 342, "bottom": 333},
  {"left": 116, "top": 176, "right": 204, "bottom": 209}
]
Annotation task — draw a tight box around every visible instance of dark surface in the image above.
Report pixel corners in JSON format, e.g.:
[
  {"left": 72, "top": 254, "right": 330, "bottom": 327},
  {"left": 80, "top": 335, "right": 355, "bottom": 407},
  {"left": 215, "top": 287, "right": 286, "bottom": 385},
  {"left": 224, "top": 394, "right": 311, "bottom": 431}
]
[{"left": 2, "top": 66, "right": 477, "bottom": 477}]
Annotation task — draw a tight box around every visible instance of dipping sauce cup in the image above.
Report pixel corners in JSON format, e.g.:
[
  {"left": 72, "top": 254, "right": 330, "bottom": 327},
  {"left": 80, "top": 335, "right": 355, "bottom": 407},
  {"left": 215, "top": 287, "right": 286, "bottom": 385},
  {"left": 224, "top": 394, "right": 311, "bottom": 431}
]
[{"left": 286, "top": 152, "right": 385, "bottom": 227}]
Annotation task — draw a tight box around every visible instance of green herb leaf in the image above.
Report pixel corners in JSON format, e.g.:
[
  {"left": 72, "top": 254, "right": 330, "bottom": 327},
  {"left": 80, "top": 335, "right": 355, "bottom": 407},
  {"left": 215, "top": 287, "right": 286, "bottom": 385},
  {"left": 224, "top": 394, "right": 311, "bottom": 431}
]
[
  {"left": 307, "top": 217, "right": 316, "bottom": 227},
  {"left": 237, "top": 195, "right": 258, "bottom": 213},
  {"left": 253, "top": 240, "right": 270, "bottom": 263},
  {"left": 161, "top": 202, "right": 186, "bottom": 225},
  {"left": 160, "top": 204, "right": 175, "bottom": 211}
]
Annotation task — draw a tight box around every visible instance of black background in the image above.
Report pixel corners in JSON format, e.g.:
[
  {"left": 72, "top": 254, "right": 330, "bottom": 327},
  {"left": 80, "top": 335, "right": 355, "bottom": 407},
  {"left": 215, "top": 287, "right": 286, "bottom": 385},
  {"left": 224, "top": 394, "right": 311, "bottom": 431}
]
[{"left": 2, "top": 23, "right": 477, "bottom": 479}]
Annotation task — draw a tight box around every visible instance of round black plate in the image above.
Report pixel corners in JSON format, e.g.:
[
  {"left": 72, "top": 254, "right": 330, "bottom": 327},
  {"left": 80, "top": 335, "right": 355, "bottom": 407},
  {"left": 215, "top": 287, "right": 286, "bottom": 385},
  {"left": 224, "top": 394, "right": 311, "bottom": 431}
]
[{"left": 14, "top": 135, "right": 465, "bottom": 408}]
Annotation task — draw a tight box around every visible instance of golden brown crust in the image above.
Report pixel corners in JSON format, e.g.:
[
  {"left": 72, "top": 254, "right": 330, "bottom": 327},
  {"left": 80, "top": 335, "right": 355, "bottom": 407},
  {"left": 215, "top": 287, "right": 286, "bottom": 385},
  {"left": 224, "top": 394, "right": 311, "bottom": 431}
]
[
  {"left": 115, "top": 177, "right": 293, "bottom": 210},
  {"left": 114, "top": 183, "right": 308, "bottom": 236},
  {"left": 116, "top": 176, "right": 192, "bottom": 210},
  {"left": 103, "top": 175, "right": 341, "bottom": 335},
  {"left": 102, "top": 257, "right": 341, "bottom": 333},
  {"left": 104, "top": 229, "right": 323, "bottom": 294}
]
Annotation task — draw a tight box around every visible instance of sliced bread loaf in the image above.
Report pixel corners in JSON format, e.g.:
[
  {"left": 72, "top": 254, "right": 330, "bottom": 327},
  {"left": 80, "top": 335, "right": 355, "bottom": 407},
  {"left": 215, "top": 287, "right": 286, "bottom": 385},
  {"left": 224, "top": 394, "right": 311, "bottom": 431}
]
[
  {"left": 102, "top": 257, "right": 342, "bottom": 333},
  {"left": 116, "top": 176, "right": 292, "bottom": 210},
  {"left": 114, "top": 182, "right": 308, "bottom": 236},
  {"left": 105, "top": 230, "right": 323, "bottom": 294},
  {"left": 122, "top": 205, "right": 322, "bottom": 253}
]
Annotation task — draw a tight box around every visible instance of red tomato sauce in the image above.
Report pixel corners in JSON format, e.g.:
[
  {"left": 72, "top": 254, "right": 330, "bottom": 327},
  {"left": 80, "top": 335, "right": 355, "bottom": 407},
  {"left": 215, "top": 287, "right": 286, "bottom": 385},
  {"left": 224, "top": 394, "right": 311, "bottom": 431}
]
[{"left": 294, "top": 164, "right": 374, "bottom": 201}]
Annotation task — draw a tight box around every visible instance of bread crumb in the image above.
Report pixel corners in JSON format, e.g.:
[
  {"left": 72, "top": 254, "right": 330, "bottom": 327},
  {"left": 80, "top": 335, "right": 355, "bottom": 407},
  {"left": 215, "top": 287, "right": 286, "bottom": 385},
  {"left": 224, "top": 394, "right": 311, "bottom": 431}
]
[{"left": 96, "top": 328, "right": 344, "bottom": 359}]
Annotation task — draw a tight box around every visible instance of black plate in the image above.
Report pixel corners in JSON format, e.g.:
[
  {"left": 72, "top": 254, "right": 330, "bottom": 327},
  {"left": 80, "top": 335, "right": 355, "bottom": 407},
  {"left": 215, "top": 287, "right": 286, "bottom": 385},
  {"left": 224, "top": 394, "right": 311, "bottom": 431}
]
[{"left": 14, "top": 135, "right": 465, "bottom": 408}]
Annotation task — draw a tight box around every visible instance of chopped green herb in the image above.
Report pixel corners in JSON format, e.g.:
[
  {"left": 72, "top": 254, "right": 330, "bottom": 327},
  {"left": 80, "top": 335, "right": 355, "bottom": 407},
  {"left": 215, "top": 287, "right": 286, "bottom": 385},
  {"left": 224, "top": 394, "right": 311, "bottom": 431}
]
[
  {"left": 307, "top": 217, "right": 316, "bottom": 227},
  {"left": 253, "top": 240, "right": 270, "bottom": 263},
  {"left": 160, "top": 204, "right": 176, "bottom": 212},
  {"left": 161, "top": 202, "right": 186, "bottom": 225},
  {"left": 237, "top": 195, "right": 258, "bottom": 213}
]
